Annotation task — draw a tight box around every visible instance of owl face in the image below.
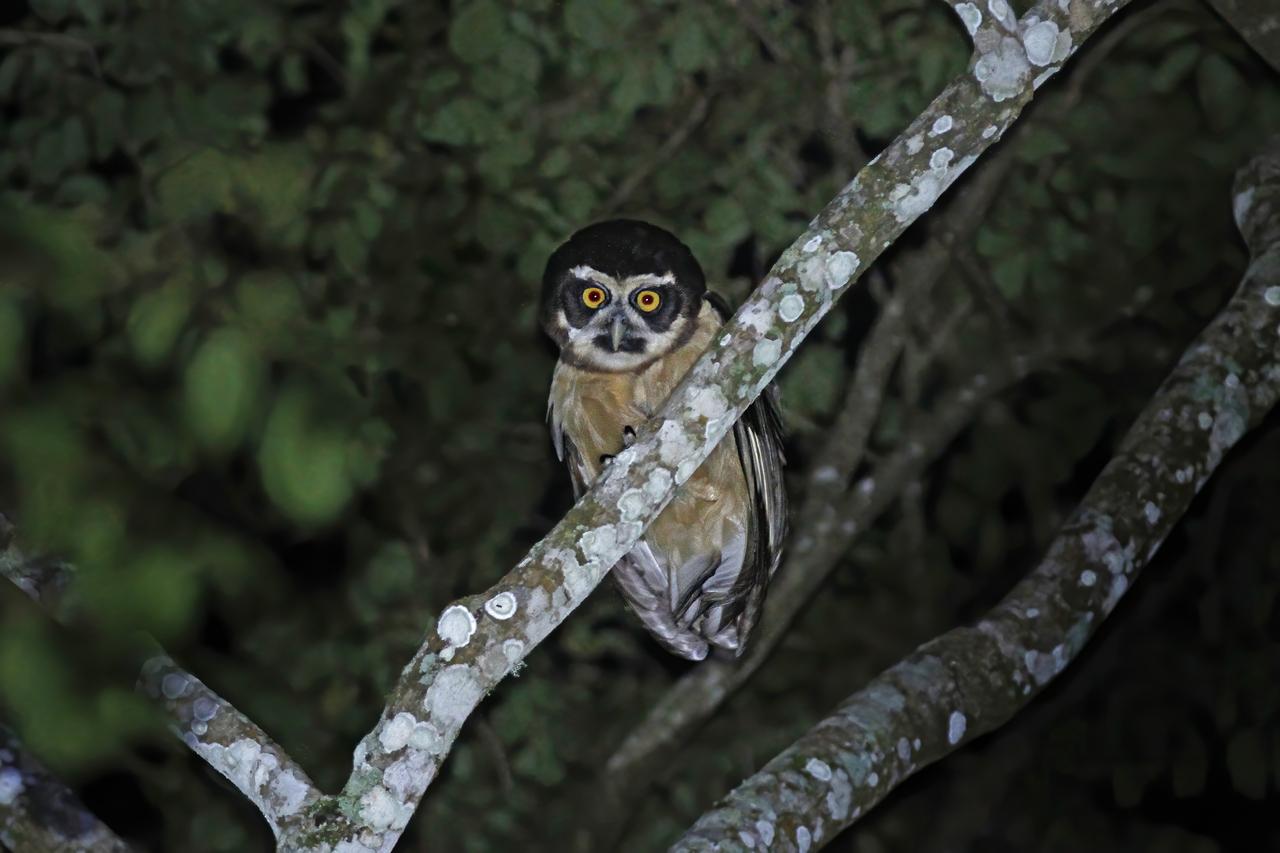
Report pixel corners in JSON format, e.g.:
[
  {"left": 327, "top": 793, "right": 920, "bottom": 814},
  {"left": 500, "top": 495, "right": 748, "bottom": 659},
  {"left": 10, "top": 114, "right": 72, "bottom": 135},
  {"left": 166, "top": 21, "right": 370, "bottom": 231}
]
[{"left": 541, "top": 219, "right": 706, "bottom": 372}]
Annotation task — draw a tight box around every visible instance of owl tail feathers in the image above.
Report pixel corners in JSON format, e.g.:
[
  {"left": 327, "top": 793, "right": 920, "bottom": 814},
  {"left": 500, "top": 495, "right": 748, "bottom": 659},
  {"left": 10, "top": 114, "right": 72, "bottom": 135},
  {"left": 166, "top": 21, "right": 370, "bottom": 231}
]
[{"left": 611, "top": 546, "right": 712, "bottom": 661}]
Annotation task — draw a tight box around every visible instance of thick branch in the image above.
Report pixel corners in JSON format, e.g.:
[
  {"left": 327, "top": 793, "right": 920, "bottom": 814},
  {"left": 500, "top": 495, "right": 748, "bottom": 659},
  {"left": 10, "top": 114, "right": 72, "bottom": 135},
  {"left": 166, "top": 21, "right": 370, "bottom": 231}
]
[
  {"left": 671, "top": 141, "right": 1280, "bottom": 851},
  {"left": 273, "top": 2, "right": 1135, "bottom": 850},
  {"left": 0, "top": 726, "right": 135, "bottom": 853}
]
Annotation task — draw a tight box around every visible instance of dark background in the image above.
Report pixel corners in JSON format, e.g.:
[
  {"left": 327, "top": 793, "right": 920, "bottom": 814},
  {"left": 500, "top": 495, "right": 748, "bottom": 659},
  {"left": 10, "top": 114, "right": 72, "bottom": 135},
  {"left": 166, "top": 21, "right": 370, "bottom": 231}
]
[{"left": 0, "top": 0, "right": 1278, "bottom": 850}]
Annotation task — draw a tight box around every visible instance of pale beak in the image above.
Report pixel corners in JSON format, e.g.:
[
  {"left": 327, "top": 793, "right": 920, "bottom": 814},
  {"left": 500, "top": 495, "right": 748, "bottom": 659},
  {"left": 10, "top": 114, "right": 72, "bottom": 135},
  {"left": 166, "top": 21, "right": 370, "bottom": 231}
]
[{"left": 610, "top": 314, "right": 626, "bottom": 351}]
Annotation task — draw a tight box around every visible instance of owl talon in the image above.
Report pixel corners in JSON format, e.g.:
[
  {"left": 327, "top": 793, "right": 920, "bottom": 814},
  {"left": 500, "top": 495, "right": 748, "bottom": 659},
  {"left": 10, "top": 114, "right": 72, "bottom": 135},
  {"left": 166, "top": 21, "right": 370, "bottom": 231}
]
[
  {"left": 599, "top": 453, "right": 615, "bottom": 466},
  {"left": 622, "top": 425, "right": 637, "bottom": 447}
]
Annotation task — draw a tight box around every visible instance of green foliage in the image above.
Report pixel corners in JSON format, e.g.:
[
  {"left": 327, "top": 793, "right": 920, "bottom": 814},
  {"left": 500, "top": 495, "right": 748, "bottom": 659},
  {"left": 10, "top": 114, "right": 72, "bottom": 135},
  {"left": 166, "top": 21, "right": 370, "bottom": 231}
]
[{"left": 0, "top": 0, "right": 1276, "bottom": 850}]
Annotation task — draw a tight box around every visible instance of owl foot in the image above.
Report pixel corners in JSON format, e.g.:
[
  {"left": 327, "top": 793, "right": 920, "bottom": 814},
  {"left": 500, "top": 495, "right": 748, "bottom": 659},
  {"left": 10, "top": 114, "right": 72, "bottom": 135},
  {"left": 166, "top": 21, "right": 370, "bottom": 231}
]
[{"left": 598, "top": 426, "right": 638, "bottom": 467}]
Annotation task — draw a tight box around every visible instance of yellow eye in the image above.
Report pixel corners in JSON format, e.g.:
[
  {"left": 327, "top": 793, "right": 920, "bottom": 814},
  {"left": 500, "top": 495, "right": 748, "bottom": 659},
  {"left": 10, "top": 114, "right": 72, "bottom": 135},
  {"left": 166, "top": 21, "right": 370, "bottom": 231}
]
[
  {"left": 582, "top": 286, "right": 607, "bottom": 309},
  {"left": 635, "top": 289, "right": 661, "bottom": 313}
]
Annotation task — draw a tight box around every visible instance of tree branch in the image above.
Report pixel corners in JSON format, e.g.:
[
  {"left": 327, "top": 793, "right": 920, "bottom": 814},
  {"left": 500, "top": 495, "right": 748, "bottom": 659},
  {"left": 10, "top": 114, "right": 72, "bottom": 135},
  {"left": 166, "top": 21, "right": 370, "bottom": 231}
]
[
  {"left": 1206, "top": 0, "right": 1280, "bottom": 72},
  {"left": 670, "top": 138, "right": 1280, "bottom": 852},
  {"left": 0, "top": 517, "right": 323, "bottom": 842},
  {"left": 136, "top": 653, "right": 325, "bottom": 842},
  {"left": 0, "top": 726, "right": 135, "bottom": 853}
]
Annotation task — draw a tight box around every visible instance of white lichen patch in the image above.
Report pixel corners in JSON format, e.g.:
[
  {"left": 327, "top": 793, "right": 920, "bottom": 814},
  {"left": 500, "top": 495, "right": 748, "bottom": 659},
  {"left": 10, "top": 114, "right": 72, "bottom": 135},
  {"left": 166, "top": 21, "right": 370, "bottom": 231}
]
[
  {"left": 867, "top": 771, "right": 880, "bottom": 787},
  {"left": 657, "top": 419, "right": 695, "bottom": 469},
  {"left": 689, "top": 384, "right": 730, "bottom": 423},
  {"left": 379, "top": 712, "right": 418, "bottom": 753},
  {"left": 408, "top": 720, "right": 442, "bottom": 752},
  {"left": 192, "top": 696, "right": 219, "bottom": 722},
  {"left": 889, "top": 172, "right": 945, "bottom": 223},
  {"left": 423, "top": 665, "right": 484, "bottom": 729},
  {"left": 956, "top": 2, "right": 982, "bottom": 35},
  {"left": 162, "top": 672, "right": 192, "bottom": 699},
  {"left": 974, "top": 36, "right": 1030, "bottom": 102},
  {"left": 0, "top": 767, "right": 23, "bottom": 804},
  {"left": 738, "top": 297, "right": 776, "bottom": 333},
  {"left": 1198, "top": 411, "right": 1214, "bottom": 430},
  {"left": 1022, "top": 20, "right": 1060, "bottom": 66},
  {"left": 616, "top": 488, "right": 648, "bottom": 522},
  {"left": 644, "top": 468, "right": 673, "bottom": 503},
  {"left": 805, "top": 757, "right": 833, "bottom": 781},
  {"left": 1103, "top": 574, "right": 1129, "bottom": 614},
  {"left": 897, "top": 737, "right": 911, "bottom": 760},
  {"left": 796, "top": 825, "right": 812, "bottom": 853},
  {"left": 779, "top": 293, "right": 806, "bottom": 323},
  {"left": 1144, "top": 502, "right": 1161, "bottom": 525},
  {"left": 931, "top": 115, "right": 954, "bottom": 136},
  {"left": 907, "top": 133, "right": 925, "bottom": 155},
  {"left": 803, "top": 235, "right": 823, "bottom": 253},
  {"left": 1080, "top": 569, "right": 1097, "bottom": 587},
  {"left": 982, "top": 124, "right": 999, "bottom": 139},
  {"left": 437, "top": 604, "right": 477, "bottom": 648},
  {"left": 382, "top": 752, "right": 430, "bottom": 803},
  {"left": 544, "top": 547, "right": 589, "bottom": 601},
  {"left": 1234, "top": 188, "right": 1255, "bottom": 228},
  {"left": 1264, "top": 286, "right": 1280, "bottom": 307},
  {"left": 1026, "top": 607, "right": 1040, "bottom": 618},
  {"left": 753, "top": 338, "right": 782, "bottom": 368},
  {"left": 947, "top": 710, "right": 967, "bottom": 745},
  {"left": 271, "top": 769, "right": 310, "bottom": 817},
  {"left": 826, "top": 768, "right": 853, "bottom": 819},
  {"left": 502, "top": 638, "right": 525, "bottom": 664},
  {"left": 826, "top": 251, "right": 860, "bottom": 290},
  {"left": 358, "top": 784, "right": 399, "bottom": 831},
  {"left": 578, "top": 524, "right": 619, "bottom": 570},
  {"left": 755, "top": 820, "right": 775, "bottom": 847},
  {"left": 930, "top": 147, "right": 954, "bottom": 172},
  {"left": 484, "top": 591, "right": 518, "bottom": 620}
]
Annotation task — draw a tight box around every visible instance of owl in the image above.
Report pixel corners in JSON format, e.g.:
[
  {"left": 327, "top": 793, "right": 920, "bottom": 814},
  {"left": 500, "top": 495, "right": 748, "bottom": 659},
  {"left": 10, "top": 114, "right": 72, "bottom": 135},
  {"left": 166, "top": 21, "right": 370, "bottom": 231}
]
[{"left": 540, "top": 219, "right": 787, "bottom": 661}]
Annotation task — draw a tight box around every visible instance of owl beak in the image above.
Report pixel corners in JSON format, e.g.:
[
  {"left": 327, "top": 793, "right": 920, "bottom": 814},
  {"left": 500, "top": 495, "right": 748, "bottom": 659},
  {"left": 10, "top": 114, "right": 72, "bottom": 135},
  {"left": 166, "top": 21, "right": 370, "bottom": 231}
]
[{"left": 609, "top": 314, "right": 627, "bottom": 351}]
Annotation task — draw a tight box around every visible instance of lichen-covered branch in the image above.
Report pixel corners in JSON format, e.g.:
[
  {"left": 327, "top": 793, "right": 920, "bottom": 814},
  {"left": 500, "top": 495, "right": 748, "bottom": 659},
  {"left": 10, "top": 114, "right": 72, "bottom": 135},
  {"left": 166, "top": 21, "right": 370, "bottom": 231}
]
[
  {"left": 0, "top": 726, "right": 135, "bottom": 853},
  {"left": 670, "top": 141, "right": 1280, "bottom": 852},
  {"left": 1207, "top": 0, "right": 1280, "bottom": 72},
  {"left": 276, "top": 2, "right": 1134, "bottom": 850},
  {"left": 604, "top": 336, "right": 1072, "bottom": 790},
  {"left": 0, "top": 517, "right": 321, "bottom": 842},
  {"left": 136, "top": 653, "right": 324, "bottom": 841}
]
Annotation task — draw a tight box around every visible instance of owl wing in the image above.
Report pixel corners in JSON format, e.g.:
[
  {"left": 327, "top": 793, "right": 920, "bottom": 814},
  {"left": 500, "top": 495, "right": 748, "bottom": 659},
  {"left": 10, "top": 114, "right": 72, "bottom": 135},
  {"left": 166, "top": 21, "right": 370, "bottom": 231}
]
[{"left": 683, "top": 291, "right": 787, "bottom": 655}]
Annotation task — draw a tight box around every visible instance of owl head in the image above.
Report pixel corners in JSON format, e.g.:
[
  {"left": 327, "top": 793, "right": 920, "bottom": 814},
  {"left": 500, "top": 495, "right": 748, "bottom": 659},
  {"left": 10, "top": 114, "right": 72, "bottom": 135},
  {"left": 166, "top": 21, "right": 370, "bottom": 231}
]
[{"left": 540, "top": 219, "right": 707, "bottom": 372}]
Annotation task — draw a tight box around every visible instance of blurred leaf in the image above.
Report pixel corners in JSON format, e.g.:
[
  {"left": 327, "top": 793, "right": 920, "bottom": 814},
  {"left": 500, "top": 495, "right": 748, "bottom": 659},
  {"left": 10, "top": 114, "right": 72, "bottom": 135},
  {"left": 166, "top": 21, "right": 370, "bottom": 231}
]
[
  {"left": 258, "top": 387, "right": 354, "bottom": 526},
  {"left": 127, "top": 280, "right": 193, "bottom": 369},
  {"left": 182, "top": 327, "right": 265, "bottom": 454},
  {"left": 449, "top": 1, "right": 507, "bottom": 64}
]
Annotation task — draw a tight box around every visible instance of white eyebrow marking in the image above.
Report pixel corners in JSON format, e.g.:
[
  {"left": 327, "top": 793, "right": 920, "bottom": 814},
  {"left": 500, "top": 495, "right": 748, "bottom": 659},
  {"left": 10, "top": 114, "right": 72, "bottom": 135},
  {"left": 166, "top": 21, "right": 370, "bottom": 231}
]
[
  {"left": 623, "top": 272, "right": 676, "bottom": 288},
  {"left": 568, "top": 265, "right": 616, "bottom": 286}
]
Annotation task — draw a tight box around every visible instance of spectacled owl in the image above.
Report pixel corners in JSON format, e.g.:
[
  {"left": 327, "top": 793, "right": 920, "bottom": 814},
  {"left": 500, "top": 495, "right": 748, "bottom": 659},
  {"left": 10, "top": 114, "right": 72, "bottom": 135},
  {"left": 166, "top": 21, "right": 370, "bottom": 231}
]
[{"left": 541, "top": 219, "right": 787, "bottom": 661}]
